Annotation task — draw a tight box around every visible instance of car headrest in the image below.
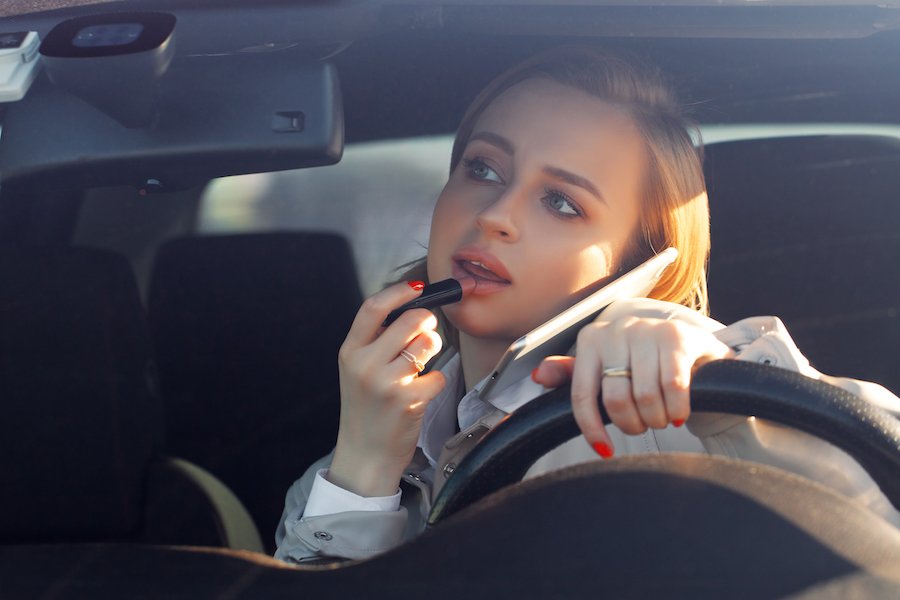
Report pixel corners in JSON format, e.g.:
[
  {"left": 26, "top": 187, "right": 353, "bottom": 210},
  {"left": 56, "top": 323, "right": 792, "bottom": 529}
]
[
  {"left": 148, "top": 231, "right": 362, "bottom": 425},
  {"left": 0, "top": 247, "right": 162, "bottom": 541},
  {"left": 704, "top": 135, "right": 900, "bottom": 394}
]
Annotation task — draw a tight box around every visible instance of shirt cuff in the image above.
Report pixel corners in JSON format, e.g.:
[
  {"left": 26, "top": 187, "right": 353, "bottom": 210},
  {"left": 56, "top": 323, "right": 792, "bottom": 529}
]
[{"left": 303, "top": 469, "right": 402, "bottom": 518}]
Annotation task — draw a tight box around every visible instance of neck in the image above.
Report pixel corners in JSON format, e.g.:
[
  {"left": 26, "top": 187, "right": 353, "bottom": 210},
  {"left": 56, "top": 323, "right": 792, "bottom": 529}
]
[{"left": 458, "top": 332, "right": 515, "bottom": 391}]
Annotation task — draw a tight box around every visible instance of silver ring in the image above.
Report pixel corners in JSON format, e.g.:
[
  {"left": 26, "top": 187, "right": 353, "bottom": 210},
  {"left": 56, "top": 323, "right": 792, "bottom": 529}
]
[
  {"left": 400, "top": 350, "right": 425, "bottom": 373},
  {"left": 602, "top": 367, "right": 632, "bottom": 379}
]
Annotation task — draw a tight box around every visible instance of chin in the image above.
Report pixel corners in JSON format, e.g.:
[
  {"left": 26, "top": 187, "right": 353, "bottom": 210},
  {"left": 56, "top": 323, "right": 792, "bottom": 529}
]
[{"left": 443, "top": 304, "right": 529, "bottom": 342}]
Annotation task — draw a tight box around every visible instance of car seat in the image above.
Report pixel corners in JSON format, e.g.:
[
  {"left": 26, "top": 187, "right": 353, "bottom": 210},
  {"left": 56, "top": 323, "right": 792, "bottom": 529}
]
[
  {"left": 0, "top": 247, "right": 262, "bottom": 550},
  {"left": 704, "top": 134, "right": 900, "bottom": 395},
  {"left": 147, "top": 232, "right": 362, "bottom": 552}
]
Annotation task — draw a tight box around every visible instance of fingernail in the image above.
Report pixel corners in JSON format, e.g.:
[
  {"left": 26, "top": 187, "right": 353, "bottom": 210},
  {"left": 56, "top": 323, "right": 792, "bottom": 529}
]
[
  {"left": 531, "top": 367, "right": 540, "bottom": 382},
  {"left": 408, "top": 280, "right": 425, "bottom": 291},
  {"left": 592, "top": 441, "right": 614, "bottom": 459},
  {"left": 672, "top": 419, "right": 685, "bottom": 428}
]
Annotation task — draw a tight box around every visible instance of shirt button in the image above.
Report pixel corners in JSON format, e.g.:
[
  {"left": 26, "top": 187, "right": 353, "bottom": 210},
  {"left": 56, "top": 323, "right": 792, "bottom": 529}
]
[
  {"left": 442, "top": 463, "right": 456, "bottom": 479},
  {"left": 314, "top": 531, "right": 333, "bottom": 541}
]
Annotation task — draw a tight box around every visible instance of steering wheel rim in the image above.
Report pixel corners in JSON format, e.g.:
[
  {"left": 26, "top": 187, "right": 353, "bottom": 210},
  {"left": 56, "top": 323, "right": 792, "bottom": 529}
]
[{"left": 428, "top": 359, "right": 900, "bottom": 526}]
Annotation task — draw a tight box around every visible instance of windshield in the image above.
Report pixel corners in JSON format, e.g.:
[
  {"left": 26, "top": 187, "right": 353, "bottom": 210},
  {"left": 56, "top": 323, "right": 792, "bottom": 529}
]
[{"left": 2, "top": 1, "right": 900, "bottom": 596}]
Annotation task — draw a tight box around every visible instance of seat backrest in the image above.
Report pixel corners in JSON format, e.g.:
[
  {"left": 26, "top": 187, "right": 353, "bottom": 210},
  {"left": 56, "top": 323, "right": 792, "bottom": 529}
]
[
  {"left": 0, "top": 247, "right": 162, "bottom": 541},
  {"left": 147, "top": 232, "right": 363, "bottom": 549},
  {"left": 0, "top": 246, "right": 260, "bottom": 550},
  {"left": 704, "top": 135, "right": 900, "bottom": 394}
]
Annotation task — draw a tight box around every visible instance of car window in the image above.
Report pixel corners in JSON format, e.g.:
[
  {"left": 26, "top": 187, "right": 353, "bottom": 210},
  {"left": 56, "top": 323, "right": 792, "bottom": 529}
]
[{"left": 197, "top": 136, "right": 452, "bottom": 295}]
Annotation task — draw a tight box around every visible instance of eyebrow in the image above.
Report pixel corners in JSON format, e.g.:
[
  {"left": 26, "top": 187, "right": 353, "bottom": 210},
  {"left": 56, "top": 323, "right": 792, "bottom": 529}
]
[
  {"left": 469, "top": 131, "right": 515, "bottom": 156},
  {"left": 542, "top": 166, "right": 607, "bottom": 206},
  {"left": 469, "top": 130, "right": 607, "bottom": 205}
]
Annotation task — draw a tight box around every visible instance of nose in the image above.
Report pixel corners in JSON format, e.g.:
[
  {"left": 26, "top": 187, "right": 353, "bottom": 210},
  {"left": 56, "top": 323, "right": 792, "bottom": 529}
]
[{"left": 475, "top": 188, "right": 521, "bottom": 242}]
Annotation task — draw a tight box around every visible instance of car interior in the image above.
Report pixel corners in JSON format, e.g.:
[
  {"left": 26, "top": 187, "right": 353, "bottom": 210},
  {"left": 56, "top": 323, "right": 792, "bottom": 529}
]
[{"left": 1, "top": 1, "right": 900, "bottom": 598}]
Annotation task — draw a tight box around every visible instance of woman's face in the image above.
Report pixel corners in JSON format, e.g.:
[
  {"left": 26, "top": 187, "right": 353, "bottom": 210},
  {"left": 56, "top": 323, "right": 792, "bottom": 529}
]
[{"left": 427, "top": 78, "right": 647, "bottom": 342}]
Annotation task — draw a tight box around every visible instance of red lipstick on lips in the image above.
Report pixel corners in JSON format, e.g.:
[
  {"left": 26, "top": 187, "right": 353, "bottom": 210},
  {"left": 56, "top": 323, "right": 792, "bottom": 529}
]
[
  {"left": 382, "top": 277, "right": 476, "bottom": 326},
  {"left": 452, "top": 247, "right": 512, "bottom": 295}
]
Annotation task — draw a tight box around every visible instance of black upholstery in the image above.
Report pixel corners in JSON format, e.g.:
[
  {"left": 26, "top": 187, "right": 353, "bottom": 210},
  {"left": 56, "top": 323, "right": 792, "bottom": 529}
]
[
  {"left": 704, "top": 135, "right": 900, "bottom": 395},
  {"left": 0, "top": 247, "right": 162, "bottom": 540},
  {"left": 147, "top": 232, "right": 362, "bottom": 549},
  {"left": 0, "top": 247, "right": 258, "bottom": 549}
]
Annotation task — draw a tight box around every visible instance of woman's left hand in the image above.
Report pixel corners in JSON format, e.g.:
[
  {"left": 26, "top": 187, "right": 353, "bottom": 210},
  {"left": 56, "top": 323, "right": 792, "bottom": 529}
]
[{"left": 531, "top": 316, "right": 734, "bottom": 458}]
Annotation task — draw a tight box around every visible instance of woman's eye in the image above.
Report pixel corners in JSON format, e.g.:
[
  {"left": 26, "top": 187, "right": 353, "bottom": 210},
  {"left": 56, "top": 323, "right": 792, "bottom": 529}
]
[
  {"left": 463, "top": 158, "right": 503, "bottom": 183},
  {"left": 543, "top": 188, "right": 582, "bottom": 218}
]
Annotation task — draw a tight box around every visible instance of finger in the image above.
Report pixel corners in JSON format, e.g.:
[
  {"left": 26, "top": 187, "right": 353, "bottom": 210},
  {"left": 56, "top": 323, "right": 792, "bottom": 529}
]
[
  {"left": 658, "top": 341, "right": 692, "bottom": 426},
  {"left": 413, "top": 328, "right": 445, "bottom": 368},
  {"left": 570, "top": 325, "right": 615, "bottom": 458},
  {"left": 660, "top": 332, "right": 733, "bottom": 427},
  {"left": 630, "top": 332, "right": 668, "bottom": 429},
  {"left": 343, "top": 281, "right": 425, "bottom": 350},
  {"left": 371, "top": 307, "right": 438, "bottom": 358},
  {"left": 532, "top": 356, "right": 575, "bottom": 387},
  {"left": 387, "top": 329, "right": 443, "bottom": 379},
  {"left": 691, "top": 339, "right": 736, "bottom": 373},
  {"left": 399, "top": 370, "right": 447, "bottom": 418},
  {"left": 390, "top": 368, "right": 447, "bottom": 418},
  {"left": 598, "top": 322, "right": 645, "bottom": 436}
]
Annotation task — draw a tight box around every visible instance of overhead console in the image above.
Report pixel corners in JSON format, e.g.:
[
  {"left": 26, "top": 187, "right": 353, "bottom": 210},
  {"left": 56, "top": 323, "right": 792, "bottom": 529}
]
[{"left": 0, "top": 11, "right": 344, "bottom": 193}]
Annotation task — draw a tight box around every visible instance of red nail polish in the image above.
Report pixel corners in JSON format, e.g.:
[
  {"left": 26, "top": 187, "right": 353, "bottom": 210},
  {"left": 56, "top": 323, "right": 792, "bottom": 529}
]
[
  {"left": 592, "top": 441, "right": 614, "bottom": 459},
  {"left": 672, "top": 419, "right": 685, "bottom": 428},
  {"left": 531, "top": 367, "right": 540, "bottom": 382},
  {"left": 408, "top": 280, "right": 425, "bottom": 291}
]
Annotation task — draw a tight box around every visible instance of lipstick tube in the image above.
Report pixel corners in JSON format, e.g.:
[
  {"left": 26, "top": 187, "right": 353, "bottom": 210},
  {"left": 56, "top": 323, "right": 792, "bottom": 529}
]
[{"left": 382, "top": 278, "right": 467, "bottom": 327}]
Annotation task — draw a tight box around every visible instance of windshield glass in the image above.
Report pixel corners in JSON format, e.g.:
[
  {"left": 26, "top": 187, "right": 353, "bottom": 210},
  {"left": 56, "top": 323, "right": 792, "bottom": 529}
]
[{"left": 3, "top": 1, "right": 900, "bottom": 594}]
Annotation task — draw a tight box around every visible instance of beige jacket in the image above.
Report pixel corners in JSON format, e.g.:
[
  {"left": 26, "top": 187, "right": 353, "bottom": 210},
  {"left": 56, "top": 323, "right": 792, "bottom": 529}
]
[{"left": 275, "top": 298, "right": 900, "bottom": 563}]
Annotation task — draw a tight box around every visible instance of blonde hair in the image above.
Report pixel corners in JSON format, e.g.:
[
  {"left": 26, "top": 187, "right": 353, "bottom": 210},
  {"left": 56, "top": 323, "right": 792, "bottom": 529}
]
[{"left": 396, "top": 46, "right": 710, "bottom": 344}]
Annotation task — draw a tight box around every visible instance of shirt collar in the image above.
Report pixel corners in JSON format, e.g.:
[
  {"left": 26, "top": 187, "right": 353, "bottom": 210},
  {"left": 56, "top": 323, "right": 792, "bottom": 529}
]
[{"left": 417, "top": 350, "right": 547, "bottom": 466}]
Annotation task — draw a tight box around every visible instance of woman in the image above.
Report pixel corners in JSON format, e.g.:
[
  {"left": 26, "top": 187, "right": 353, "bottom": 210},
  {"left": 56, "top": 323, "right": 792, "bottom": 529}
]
[{"left": 275, "top": 47, "right": 900, "bottom": 563}]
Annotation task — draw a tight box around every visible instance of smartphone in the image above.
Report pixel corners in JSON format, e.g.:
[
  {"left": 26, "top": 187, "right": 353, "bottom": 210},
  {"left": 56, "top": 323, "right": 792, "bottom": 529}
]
[{"left": 478, "top": 247, "right": 678, "bottom": 403}]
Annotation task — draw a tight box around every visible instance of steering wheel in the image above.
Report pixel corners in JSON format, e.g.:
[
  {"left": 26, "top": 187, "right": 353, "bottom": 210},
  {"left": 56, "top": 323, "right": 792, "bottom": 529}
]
[{"left": 428, "top": 359, "right": 900, "bottom": 526}]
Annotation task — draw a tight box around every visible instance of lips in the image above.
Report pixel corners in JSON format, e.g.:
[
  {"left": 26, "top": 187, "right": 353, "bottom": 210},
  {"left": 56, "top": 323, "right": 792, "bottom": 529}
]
[
  {"left": 451, "top": 247, "right": 512, "bottom": 294},
  {"left": 459, "top": 260, "right": 508, "bottom": 283}
]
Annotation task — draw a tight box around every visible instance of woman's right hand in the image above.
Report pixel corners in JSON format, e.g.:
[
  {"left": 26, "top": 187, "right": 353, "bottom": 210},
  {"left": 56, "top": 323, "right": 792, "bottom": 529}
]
[{"left": 327, "top": 281, "right": 446, "bottom": 497}]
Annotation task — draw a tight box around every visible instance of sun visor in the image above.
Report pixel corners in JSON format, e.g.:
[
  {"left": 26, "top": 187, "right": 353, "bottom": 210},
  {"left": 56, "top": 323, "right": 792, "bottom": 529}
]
[{"left": 0, "top": 15, "right": 343, "bottom": 193}]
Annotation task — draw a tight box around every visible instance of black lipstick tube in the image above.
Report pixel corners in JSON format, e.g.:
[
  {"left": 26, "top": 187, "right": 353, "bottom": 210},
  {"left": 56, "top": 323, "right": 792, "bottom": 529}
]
[{"left": 382, "top": 279, "right": 464, "bottom": 327}]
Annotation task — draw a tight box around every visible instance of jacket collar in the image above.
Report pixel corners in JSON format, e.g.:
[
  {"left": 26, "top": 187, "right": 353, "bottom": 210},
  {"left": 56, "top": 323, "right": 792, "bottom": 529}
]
[{"left": 417, "top": 350, "right": 546, "bottom": 467}]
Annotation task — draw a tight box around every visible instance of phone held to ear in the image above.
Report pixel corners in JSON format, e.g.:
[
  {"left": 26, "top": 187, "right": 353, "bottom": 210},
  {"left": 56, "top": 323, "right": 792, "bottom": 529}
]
[{"left": 479, "top": 247, "right": 678, "bottom": 403}]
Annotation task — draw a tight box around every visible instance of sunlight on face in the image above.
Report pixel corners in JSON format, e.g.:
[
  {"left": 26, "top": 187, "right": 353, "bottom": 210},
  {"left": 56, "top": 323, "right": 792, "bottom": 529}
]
[{"left": 427, "top": 78, "right": 647, "bottom": 342}]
